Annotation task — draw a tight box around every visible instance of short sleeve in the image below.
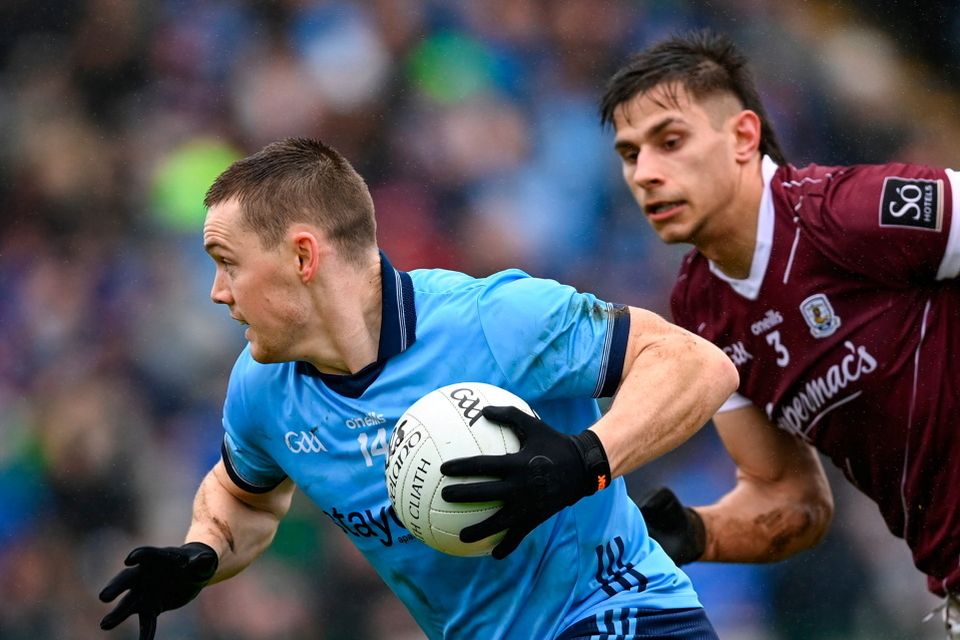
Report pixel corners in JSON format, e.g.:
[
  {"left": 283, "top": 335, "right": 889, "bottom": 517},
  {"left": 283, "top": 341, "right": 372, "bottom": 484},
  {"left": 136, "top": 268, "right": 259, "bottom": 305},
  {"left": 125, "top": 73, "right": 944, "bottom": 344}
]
[
  {"left": 476, "top": 273, "right": 630, "bottom": 400},
  {"left": 220, "top": 350, "right": 287, "bottom": 493},
  {"left": 803, "top": 163, "right": 958, "bottom": 283},
  {"left": 716, "top": 391, "right": 753, "bottom": 414}
]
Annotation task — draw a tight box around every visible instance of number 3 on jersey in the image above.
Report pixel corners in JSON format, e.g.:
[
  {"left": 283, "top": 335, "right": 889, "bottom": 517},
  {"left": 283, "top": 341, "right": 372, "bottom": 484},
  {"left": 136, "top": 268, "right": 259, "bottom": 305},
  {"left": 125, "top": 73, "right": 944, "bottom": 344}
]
[
  {"left": 358, "top": 428, "right": 389, "bottom": 466},
  {"left": 765, "top": 330, "right": 790, "bottom": 367}
]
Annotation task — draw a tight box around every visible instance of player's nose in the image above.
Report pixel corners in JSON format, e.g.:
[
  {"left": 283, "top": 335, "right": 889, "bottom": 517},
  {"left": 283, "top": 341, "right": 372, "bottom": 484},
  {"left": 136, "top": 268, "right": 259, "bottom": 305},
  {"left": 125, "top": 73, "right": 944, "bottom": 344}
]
[
  {"left": 210, "top": 271, "right": 233, "bottom": 305},
  {"left": 631, "top": 150, "right": 665, "bottom": 190}
]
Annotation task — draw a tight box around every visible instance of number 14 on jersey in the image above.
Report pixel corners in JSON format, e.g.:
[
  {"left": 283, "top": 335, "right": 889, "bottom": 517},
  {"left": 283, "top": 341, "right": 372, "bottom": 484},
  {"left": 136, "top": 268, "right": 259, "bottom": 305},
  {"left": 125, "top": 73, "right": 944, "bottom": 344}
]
[{"left": 358, "top": 428, "right": 389, "bottom": 466}]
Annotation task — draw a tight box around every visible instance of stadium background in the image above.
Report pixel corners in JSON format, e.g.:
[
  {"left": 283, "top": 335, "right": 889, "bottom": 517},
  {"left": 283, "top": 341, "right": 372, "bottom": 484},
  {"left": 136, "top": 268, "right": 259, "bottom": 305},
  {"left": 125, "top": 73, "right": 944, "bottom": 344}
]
[{"left": 1, "top": 1, "right": 958, "bottom": 638}]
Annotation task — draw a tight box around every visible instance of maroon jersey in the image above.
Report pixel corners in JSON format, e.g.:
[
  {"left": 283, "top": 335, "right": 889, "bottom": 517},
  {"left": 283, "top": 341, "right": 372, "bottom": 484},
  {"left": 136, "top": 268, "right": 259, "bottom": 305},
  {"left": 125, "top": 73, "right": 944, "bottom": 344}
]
[{"left": 671, "top": 157, "right": 960, "bottom": 595}]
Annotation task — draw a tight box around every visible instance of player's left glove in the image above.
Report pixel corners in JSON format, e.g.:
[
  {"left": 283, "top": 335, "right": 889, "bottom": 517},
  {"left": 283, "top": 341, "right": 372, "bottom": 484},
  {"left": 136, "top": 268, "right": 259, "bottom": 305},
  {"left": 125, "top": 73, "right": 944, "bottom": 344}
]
[
  {"left": 99, "top": 542, "right": 219, "bottom": 640},
  {"left": 637, "top": 486, "right": 706, "bottom": 565},
  {"left": 440, "top": 405, "right": 611, "bottom": 559}
]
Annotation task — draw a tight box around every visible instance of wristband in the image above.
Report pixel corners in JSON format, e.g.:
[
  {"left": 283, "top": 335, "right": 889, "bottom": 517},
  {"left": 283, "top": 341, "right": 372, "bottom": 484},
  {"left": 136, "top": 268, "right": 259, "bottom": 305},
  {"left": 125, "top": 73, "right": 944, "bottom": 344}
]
[{"left": 572, "top": 429, "right": 611, "bottom": 493}]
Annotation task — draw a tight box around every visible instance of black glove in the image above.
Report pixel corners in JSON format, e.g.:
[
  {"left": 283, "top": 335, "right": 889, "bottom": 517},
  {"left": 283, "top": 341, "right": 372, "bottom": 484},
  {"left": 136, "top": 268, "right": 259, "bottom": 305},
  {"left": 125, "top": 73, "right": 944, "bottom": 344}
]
[
  {"left": 99, "top": 542, "right": 219, "bottom": 640},
  {"left": 638, "top": 487, "right": 706, "bottom": 565},
  {"left": 440, "top": 405, "right": 611, "bottom": 560}
]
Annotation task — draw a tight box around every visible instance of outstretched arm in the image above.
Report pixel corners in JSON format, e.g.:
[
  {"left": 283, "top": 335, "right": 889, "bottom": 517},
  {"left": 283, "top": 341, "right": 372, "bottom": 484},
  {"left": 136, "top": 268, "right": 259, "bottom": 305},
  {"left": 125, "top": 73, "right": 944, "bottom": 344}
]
[
  {"left": 187, "top": 459, "right": 295, "bottom": 583},
  {"left": 641, "top": 403, "right": 834, "bottom": 565},
  {"left": 99, "top": 460, "right": 294, "bottom": 639},
  {"left": 697, "top": 404, "right": 833, "bottom": 561}
]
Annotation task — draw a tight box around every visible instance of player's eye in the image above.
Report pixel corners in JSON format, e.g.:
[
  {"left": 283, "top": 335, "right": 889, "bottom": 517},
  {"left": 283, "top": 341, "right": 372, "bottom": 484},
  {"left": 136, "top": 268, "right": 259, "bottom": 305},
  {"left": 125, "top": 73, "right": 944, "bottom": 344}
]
[{"left": 662, "top": 134, "right": 683, "bottom": 151}]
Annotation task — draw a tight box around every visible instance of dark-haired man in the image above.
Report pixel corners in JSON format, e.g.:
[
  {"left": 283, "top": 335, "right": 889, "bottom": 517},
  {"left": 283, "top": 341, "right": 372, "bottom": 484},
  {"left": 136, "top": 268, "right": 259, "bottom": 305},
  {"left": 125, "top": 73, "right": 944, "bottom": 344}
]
[{"left": 600, "top": 29, "right": 959, "bottom": 637}]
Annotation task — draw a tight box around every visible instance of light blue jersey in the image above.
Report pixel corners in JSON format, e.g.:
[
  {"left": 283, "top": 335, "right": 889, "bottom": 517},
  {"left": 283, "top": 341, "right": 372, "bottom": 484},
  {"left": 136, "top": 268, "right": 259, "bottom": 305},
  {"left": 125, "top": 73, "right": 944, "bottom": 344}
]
[{"left": 220, "top": 254, "right": 702, "bottom": 640}]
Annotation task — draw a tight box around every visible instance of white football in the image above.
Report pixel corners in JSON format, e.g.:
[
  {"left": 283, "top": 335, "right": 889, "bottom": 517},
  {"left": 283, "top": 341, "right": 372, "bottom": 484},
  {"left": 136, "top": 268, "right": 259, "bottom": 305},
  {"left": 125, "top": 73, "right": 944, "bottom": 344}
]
[{"left": 385, "top": 382, "right": 531, "bottom": 557}]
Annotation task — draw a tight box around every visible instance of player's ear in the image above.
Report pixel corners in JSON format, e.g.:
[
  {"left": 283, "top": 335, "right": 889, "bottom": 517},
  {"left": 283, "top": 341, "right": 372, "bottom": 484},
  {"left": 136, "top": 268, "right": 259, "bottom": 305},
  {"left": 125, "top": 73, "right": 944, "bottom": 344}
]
[
  {"left": 732, "top": 109, "right": 762, "bottom": 162},
  {"left": 290, "top": 229, "right": 323, "bottom": 283}
]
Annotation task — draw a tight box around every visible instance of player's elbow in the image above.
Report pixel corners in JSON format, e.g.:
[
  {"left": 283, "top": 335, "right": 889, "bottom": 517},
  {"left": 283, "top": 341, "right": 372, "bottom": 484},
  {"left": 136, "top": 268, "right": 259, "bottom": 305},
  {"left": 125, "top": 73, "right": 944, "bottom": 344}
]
[
  {"left": 765, "top": 478, "right": 834, "bottom": 560},
  {"left": 701, "top": 340, "right": 740, "bottom": 407},
  {"left": 717, "top": 351, "right": 740, "bottom": 397},
  {"left": 791, "top": 458, "right": 834, "bottom": 548},
  {"left": 804, "top": 479, "right": 834, "bottom": 546}
]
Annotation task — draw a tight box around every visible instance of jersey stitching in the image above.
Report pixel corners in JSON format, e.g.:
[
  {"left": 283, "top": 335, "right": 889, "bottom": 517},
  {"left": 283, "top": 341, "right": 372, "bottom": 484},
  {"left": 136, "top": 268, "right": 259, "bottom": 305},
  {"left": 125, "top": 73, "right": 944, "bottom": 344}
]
[
  {"left": 778, "top": 170, "right": 838, "bottom": 188},
  {"left": 475, "top": 292, "right": 513, "bottom": 383},
  {"left": 901, "top": 297, "right": 932, "bottom": 533},
  {"left": 782, "top": 219, "right": 802, "bottom": 284}
]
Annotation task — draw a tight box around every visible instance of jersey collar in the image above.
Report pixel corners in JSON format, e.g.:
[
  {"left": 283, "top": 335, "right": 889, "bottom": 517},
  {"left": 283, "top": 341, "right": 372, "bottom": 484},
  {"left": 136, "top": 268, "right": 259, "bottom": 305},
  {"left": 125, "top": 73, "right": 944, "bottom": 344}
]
[
  {"left": 297, "top": 251, "right": 417, "bottom": 397},
  {"left": 374, "top": 250, "right": 417, "bottom": 361},
  {"left": 707, "top": 155, "right": 779, "bottom": 300}
]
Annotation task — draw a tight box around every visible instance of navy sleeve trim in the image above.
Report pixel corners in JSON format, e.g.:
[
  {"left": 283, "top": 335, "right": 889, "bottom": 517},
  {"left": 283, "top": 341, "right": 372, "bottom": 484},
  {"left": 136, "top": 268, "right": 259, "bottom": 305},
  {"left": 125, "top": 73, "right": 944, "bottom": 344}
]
[
  {"left": 596, "top": 304, "right": 630, "bottom": 398},
  {"left": 220, "top": 441, "right": 286, "bottom": 494}
]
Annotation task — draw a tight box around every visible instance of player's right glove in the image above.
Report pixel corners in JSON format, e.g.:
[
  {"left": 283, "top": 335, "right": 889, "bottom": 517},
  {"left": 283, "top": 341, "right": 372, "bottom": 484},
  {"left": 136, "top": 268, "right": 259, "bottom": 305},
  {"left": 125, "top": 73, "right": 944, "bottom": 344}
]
[
  {"left": 638, "top": 487, "right": 706, "bottom": 565},
  {"left": 440, "top": 405, "right": 611, "bottom": 560},
  {"left": 99, "top": 542, "right": 218, "bottom": 640}
]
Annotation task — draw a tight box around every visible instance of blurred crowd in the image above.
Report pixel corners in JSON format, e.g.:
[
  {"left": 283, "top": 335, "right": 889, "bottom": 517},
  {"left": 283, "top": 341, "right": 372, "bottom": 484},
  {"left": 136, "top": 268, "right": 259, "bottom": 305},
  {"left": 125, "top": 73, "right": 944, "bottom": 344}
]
[{"left": 1, "top": 1, "right": 959, "bottom": 639}]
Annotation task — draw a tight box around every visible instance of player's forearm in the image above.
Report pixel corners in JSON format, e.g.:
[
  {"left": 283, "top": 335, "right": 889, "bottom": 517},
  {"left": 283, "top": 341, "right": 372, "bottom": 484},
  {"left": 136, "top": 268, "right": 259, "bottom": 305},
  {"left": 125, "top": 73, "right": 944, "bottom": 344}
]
[
  {"left": 695, "top": 480, "right": 833, "bottom": 562},
  {"left": 593, "top": 309, "right": 739, "bottom": 477},
  {"left": 185, "top": 466, "right": 288, "bottom": 584}
]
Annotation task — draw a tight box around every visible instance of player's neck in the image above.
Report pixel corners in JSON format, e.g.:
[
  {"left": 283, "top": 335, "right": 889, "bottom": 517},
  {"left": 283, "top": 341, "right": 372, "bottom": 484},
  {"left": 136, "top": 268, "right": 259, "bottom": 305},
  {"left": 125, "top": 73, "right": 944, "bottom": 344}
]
[
  {"left": 698, "top": 160, "right": 764, "bottom": 279},
  {"left": 303, "top": 251, "right": 383, "bottom": 375},
  {"left": 699, "top": 223, "right": 756, "bottom": 278}
]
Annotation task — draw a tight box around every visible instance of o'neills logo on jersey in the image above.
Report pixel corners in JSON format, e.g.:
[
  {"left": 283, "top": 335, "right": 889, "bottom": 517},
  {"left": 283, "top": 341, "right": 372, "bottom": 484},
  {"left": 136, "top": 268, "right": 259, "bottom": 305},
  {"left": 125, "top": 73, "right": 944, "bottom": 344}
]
[
  {"left": 800, "top": 293, "right": 841, "bottom": 338},
  {"left": 774, "top": 340, "right": 877, "bottom": 437},
  {"left": 750, "top": 309, "right": 784, "bottom": 335},
  {"left": 879, "top": 177, "right": 943, "bottom": 231},
  {"left": 345, "top": 411, "right": 386, "bottom": 430}
]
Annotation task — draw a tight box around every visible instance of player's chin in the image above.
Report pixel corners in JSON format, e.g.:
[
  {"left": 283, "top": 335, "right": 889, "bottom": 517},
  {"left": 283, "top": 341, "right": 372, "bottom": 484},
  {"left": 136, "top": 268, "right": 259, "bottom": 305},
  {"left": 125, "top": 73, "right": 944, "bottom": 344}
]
[
  {"left": 651, "top": 223, "right": 693, "bottom": 245},
  {"left": 247, "top": 340, "right": 283, "bottom": 364}
]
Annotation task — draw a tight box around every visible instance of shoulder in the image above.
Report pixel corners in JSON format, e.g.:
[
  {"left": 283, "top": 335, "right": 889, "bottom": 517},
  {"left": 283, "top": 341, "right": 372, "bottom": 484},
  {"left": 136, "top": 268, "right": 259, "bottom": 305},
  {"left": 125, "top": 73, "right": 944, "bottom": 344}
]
[
  {"left": 773, "top": 161, "right": 949, "bottom": 216},
  {"left": 475, "top": 270, "right": 594, "bottom": 319},
  {"left": 411, "top": 267, "right": 575, "bottom": 309},
  {"left": 408, "top": 267, "right": 480, "bottom": 294},
  {"left": 772, "top": 162, "right": 847, "bottom": 188},
  {"left": 776, "top": 161, "right": 952, "bottom": 237},
  {"left": 226, "top": 345, "right": 293, "bottom": 396},
  {"left": 409, "top": 266, "right": 533, "bottom": 296}
]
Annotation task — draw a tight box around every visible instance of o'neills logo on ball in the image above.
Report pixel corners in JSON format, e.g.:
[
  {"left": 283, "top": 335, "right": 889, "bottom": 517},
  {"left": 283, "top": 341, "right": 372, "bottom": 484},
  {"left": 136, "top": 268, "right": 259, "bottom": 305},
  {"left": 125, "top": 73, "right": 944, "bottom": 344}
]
[{"left": 386, "top": 419, "right": 422, "bottom": 502}]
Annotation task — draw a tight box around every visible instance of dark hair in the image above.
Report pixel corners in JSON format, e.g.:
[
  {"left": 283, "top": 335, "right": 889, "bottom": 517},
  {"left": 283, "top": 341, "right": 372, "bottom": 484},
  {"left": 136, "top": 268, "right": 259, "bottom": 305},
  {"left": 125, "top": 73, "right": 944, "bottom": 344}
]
[
  {"left": 599, "top": 29, "right": 786, "bottom": 165},
  {"left": 204, "top": 137, "right": 377, "bottom": 262}
]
